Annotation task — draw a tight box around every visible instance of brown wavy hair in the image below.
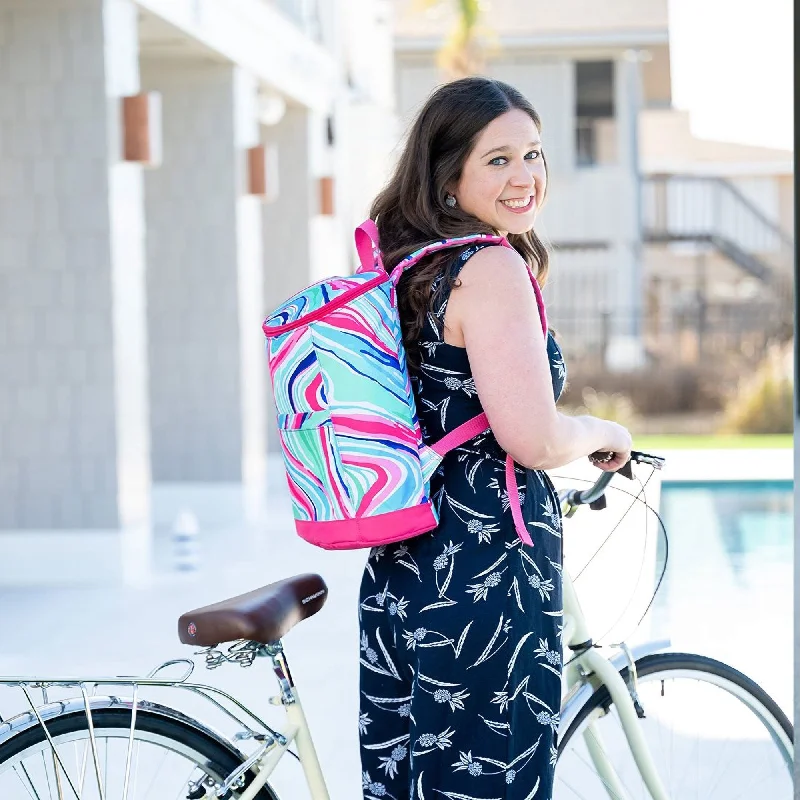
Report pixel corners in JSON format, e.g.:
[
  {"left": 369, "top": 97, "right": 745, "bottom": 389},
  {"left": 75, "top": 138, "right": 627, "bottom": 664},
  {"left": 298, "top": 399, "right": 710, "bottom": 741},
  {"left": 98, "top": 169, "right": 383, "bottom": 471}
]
[{"left": 370, "top": 76, "right": 550, "bottom": 372}]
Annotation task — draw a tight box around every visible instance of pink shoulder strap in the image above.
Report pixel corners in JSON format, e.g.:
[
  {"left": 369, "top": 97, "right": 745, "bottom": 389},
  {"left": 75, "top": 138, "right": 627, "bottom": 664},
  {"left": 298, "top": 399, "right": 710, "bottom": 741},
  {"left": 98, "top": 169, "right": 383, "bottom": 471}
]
[
  {"left": 353, "top": 219, "right": 546, "bottom": 336},
  {"left": 429, "top": 413, "right": 491, "bottom": 458},
  {"left": 429, "top": 415, "right": 536, "bottom": 549},
  {"left": 506, "top": 456, "right": 534, "bottom": 546},
  {"left": 389, "top": 234, "right": 512, "bottom": 286}
]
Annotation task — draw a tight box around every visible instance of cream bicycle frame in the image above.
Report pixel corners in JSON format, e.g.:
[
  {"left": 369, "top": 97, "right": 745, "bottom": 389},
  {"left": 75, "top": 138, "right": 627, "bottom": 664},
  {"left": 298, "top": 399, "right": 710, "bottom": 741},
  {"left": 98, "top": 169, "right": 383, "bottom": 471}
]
[
  {"left": 560, "top": 567, "right": 669, "bottom": 800},
  {"left": 233, "top": 692, "right": 330, "bottom": 800},
  {"left": 236, "top": 562, "right": 672, "bottom": 800},
  {"left": 0, "top": 578, "right": 669, "bottom": 800}
]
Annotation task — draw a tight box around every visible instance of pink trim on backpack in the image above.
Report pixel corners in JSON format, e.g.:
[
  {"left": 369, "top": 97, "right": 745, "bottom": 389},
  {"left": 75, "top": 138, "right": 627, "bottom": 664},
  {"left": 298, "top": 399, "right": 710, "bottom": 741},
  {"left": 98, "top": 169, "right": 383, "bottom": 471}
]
[
  {"left": 264, "top": 272, "right": 389, "bottom": 336},
  {"left": 296, "top": 501, "right": 439, "bottom": 550}
]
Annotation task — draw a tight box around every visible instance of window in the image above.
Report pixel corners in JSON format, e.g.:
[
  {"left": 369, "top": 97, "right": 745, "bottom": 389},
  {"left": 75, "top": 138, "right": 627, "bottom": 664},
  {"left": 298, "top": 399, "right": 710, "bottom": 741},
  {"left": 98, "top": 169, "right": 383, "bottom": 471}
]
[{"left": 575, "top": 61, "right": 616, "bottom": 167}]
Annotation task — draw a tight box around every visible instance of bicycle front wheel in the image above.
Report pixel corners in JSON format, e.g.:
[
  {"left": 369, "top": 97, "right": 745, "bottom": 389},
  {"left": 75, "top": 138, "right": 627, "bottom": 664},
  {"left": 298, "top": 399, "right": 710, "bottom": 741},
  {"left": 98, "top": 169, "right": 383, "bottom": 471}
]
[
  {"left": 0, "top": 704, "right": 280, "bottom": 799},
  {"left": 555, "top": 652, "right": 793, "bottom": 800}
]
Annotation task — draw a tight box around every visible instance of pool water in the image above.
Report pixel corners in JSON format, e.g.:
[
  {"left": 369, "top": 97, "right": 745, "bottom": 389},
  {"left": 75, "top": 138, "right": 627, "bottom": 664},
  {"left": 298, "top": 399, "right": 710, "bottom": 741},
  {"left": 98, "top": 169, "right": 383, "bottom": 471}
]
[
  {"left": 662, "top": 480, "right": 792, "bottom": 554},
  {"left": 652, "top": 480, "right": 793, "bottom": 715}
]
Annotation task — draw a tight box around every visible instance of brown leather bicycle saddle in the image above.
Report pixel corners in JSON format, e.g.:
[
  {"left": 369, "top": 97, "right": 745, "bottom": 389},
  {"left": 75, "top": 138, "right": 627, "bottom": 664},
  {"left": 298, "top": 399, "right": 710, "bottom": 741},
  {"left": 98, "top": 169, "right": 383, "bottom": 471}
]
[{"left": 178, "top": 573, "right": 328, "bottom": 647}]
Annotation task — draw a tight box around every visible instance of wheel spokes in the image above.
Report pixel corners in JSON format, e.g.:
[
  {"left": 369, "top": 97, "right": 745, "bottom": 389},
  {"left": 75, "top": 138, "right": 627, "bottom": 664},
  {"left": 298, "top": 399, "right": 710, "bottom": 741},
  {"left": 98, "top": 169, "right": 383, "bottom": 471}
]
[
  {"left": 1, "top": 726, "right": 235, "bottom": 800},
  {"left": 13, "top": 762, "right": 42, "bottom": 800},
  {"left": 557, "top": 670, "right": 792, "bottom": 799},
  {"left": 79, "top": 688, "right": 105, "bottom": 800}
]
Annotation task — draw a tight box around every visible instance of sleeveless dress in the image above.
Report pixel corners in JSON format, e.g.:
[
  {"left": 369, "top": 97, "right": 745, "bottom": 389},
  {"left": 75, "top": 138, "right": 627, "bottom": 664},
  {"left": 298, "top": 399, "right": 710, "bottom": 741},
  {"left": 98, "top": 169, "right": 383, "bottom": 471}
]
[{"left": 358, "top": 244, "right": 567, "bottom": 800}]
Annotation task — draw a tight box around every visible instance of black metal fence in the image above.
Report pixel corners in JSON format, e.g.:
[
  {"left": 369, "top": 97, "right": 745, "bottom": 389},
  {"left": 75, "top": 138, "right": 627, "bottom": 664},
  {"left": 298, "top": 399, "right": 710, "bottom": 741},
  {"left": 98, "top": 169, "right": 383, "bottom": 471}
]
[{"left": 549, "top": 301, "right": 792, "bottom": 369}]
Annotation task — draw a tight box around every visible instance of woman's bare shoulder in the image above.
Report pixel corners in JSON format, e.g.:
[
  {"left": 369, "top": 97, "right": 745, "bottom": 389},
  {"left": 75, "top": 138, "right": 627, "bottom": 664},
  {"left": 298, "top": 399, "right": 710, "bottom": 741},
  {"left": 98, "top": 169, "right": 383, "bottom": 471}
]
[
  {"left": 445, "top": 244, "right": 541, "bottom": 346},
  {"left": 451, "top": 245, "right": 537, "bottom": 317},
  {"left": 455, "top": 244, "right": 532, "bottom": 294}
]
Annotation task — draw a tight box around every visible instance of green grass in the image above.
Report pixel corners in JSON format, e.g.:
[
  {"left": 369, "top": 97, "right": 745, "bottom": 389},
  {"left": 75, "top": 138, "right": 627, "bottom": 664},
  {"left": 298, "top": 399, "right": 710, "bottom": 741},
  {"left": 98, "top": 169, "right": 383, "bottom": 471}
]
[{"left": 633, "top": 434, "right": 793, "bottom": 450}]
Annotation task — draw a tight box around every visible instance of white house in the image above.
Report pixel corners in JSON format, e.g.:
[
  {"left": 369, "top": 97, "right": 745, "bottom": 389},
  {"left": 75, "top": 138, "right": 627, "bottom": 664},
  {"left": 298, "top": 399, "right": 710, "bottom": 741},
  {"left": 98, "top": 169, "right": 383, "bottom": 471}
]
[{"left": 391, "top": 0, "right": 793, "bottom": 369}]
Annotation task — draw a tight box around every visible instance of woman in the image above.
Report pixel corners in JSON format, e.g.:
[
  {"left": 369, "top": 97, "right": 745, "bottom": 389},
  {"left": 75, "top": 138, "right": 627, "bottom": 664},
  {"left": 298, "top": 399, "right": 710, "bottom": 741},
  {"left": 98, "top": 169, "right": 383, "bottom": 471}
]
[{"left": 358, "top": 76, "right": 632, "bottom": 799}]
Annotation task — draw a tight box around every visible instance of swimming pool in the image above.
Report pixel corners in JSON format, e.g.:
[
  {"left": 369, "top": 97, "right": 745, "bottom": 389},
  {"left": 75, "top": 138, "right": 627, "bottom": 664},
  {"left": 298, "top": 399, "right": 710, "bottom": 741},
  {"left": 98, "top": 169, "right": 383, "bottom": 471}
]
[{"left": 652, "top": 478, "right": 793, "bottom": 713}]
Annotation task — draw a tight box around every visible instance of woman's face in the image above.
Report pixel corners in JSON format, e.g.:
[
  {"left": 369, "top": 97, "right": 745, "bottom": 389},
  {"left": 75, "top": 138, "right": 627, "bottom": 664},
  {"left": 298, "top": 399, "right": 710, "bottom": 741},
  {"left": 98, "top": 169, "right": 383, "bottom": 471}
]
[{"left": 453, "top": 108, "right": 546, "bottom": 236}]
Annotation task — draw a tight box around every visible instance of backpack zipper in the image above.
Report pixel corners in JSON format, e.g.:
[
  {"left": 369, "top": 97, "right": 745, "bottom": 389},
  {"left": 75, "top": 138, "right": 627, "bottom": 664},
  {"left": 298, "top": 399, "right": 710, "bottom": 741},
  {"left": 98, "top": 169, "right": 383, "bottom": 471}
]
[{"left": 263, "top": 272, "right": 390, "bottom": 337}]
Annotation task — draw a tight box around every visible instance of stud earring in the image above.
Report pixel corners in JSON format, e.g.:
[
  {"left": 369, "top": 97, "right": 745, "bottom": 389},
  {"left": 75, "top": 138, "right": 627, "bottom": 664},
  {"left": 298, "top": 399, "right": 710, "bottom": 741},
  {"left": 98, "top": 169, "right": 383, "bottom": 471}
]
[{"left": 445, "top": 193, "right": 457, "bottom": 208}]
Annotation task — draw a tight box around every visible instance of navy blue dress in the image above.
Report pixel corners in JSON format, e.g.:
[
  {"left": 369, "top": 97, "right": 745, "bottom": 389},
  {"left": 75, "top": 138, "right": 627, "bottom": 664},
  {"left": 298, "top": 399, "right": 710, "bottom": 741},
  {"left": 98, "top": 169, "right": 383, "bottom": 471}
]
[{"left": 358, "top": 244, "right": 567, "bottom": 799}]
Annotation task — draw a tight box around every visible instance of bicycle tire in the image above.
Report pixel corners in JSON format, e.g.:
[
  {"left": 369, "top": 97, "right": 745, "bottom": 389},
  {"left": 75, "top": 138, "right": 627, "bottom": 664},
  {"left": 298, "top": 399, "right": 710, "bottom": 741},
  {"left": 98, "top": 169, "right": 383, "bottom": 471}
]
[
  {"left": 0, "top": 706, "right": 280, "bottom": 799},
  {"left": 556, "top": 652, "right": 793, "bottom": 799}
]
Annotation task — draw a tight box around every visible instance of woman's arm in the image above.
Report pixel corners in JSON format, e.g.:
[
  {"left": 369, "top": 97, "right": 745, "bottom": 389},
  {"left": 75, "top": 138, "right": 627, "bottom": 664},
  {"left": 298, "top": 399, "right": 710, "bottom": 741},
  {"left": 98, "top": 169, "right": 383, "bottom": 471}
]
[{"left": 446, "top": 246, "right": 631, "bottom": 471}]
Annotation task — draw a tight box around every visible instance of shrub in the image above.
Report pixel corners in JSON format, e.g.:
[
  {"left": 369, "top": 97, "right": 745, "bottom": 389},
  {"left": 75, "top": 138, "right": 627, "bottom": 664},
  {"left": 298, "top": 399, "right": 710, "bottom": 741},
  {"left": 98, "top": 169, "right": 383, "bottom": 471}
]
[
  {"left": 564, "top": 387, "right": 639, "bottom": 429},
  {"left": 559, "top": 364, "right": 723, "bottom": 415},
  {"left": 718, "top": 345, "right": 794, "bottom": 434}
]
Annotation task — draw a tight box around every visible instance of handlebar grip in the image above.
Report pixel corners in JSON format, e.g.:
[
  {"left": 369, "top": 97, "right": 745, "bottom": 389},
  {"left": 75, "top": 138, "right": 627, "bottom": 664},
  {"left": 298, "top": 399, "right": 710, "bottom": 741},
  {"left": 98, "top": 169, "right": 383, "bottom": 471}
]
[
  {"left": 570, "top": 468, "right": 616, "bottom": 507},
  {"left": 578, "top": 469, "right": 615, "bottom": 503}
]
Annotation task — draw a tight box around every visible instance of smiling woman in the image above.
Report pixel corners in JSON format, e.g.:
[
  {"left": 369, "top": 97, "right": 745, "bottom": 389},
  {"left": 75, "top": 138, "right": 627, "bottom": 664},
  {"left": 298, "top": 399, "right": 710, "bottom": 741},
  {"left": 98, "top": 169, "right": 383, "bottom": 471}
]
[
  {"left": 357, "top": 76, "right": 633, "bottom": 800},
  {"left": 453, "top": 110, "right": 547, "bottom": 235},
  {"left": 370, "top": 77, "right": 552, "bottom": 374}
]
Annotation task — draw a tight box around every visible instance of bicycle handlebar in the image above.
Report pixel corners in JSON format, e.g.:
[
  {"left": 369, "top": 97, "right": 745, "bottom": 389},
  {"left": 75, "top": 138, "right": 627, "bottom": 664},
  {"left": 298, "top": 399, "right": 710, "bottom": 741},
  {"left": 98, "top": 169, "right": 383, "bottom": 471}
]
[
  {"left": 569, "top": 469, "right": 617, "bottom": 506},
  {"left": 566, "top": 450, "right": 665, "bottom": 508}
]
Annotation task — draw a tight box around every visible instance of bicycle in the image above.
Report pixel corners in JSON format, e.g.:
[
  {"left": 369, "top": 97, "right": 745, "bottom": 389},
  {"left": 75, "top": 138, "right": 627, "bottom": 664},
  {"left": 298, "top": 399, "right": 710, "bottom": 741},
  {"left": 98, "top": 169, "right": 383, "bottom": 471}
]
[{"left": 0, "top": 451, "right": 792, "bottom": 799}]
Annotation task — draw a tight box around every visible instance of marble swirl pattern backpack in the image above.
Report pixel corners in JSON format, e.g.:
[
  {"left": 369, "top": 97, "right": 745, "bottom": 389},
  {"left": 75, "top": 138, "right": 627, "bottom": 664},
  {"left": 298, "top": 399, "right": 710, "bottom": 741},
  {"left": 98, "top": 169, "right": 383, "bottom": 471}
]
[{"left": 262, "top": 220, "right": 547, "bottom": 550}]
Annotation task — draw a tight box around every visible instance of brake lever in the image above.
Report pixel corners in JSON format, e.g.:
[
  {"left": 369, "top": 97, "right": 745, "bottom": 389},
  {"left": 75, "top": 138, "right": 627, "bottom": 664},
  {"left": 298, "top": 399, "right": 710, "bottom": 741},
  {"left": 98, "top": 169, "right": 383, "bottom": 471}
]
[
  {"left": 617, "top": 459, "right": 634, "bottom": 480},
  {"left": 616, "top": 451, "right": 665, "bottom": 480}
]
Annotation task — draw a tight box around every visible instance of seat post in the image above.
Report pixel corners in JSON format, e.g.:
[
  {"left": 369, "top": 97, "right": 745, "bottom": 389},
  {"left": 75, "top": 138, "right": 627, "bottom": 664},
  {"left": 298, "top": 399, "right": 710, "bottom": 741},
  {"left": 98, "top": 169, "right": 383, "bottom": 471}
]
[
  {"left": 262, "top": 640, "right": 331, "bottom": 799},
  {"left": 261, "top": 641, "right": 296, "bottom": 705}
]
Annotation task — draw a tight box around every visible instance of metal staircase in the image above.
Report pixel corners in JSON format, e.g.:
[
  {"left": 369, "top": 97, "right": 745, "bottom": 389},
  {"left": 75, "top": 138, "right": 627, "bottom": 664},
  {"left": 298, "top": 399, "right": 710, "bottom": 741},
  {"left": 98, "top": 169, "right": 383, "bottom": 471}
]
[{"left": 642, "top": 174, "right": 794, "bottom": 285}]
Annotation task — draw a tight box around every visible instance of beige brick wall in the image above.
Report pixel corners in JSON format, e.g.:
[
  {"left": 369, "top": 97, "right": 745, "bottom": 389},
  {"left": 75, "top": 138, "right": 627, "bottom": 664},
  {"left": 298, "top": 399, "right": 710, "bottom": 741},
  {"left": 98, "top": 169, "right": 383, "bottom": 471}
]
[
  {"left": 0, "top": 0, "right": 150, "bottom": 529},
  {"left": 141, "top": 61, "right": 266, "bottom": 483}
]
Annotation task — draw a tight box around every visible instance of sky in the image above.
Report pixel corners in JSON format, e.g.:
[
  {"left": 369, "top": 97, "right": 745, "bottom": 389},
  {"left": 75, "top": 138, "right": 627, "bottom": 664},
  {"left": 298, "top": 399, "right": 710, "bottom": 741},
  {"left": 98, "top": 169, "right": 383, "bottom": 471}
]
[{"left": 668, "top": 0, "right": 793, "bottom": 152}]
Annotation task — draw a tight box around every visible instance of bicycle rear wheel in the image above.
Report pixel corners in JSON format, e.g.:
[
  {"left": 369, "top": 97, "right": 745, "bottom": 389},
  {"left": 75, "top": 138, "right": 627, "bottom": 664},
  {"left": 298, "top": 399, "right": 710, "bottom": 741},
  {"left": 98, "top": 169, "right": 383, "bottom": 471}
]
[
  {"left": 555, "top": 652, "right": 793, "bottom": 800},
  {"left": 0, "top": 704, "right": 279, "bottom": 799}
]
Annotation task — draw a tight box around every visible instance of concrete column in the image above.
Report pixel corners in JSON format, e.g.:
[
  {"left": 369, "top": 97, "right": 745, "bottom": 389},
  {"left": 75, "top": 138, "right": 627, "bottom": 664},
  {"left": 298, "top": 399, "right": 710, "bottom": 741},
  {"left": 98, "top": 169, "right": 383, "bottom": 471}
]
[
  {"left": 605, "top": 53, "right": 646, "bottom": 371},
  {"left": 0, "top": 0, "right": 150, "bottom": 566},
  {"left": 141, "top": 62, "right": 266, "bottom": 487},
  {"left": 262, "top": 106, "right": 315, "bottom": 455}
]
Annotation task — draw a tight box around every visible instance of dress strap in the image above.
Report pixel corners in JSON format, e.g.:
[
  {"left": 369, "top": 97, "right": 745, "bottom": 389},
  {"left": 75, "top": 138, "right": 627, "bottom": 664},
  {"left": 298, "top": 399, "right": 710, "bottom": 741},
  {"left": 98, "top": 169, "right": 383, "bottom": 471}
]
[{"left": 429, "top": 242, "right": 495, "bottom": 321}]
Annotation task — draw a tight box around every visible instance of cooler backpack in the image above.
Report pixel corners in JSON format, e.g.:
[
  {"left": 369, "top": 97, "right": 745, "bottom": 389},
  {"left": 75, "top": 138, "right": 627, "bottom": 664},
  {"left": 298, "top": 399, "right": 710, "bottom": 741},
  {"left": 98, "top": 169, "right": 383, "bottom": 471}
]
[{"left": 262, "top": 220, "right": 548, "bottom": 550}]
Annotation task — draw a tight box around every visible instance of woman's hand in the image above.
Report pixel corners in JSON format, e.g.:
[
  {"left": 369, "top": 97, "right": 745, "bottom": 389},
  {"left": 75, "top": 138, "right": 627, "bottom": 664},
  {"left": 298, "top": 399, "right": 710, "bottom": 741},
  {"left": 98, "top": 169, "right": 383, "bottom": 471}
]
[{"left": 588, "top": 420, "right": 632, "bottom": 472}]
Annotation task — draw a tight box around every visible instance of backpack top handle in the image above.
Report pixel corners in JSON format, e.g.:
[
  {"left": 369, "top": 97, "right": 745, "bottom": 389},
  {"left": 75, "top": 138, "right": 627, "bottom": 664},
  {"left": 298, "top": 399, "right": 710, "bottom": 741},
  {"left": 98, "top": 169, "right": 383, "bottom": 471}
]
[{"left": 354, "top": 219, "right": 383, "bottom": 273}]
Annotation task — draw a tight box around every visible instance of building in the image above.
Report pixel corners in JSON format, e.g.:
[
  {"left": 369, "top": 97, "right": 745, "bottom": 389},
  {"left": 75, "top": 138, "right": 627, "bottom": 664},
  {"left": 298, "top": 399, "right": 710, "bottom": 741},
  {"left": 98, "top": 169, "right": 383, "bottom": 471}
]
[
  {"left": 0, "top": 0, "right": 792, "bottom": 582},
  {"left": 0, "top": 0, "right": 397, "bottom": 581},
  {"left": 392, "top": 0, "right": 793, "bottom": 371}
]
